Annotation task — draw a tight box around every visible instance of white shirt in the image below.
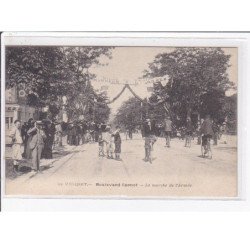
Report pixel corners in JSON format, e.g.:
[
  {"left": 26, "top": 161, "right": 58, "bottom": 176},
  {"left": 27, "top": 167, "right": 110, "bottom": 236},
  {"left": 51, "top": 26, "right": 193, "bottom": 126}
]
[{"left": 9, "top": 126, "right": 23, "bottom": 144}]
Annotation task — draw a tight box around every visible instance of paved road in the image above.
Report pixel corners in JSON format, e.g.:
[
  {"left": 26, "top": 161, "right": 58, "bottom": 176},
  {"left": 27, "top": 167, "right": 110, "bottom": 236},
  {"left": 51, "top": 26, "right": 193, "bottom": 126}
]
[{"left": 5, "top": 134, "right": 237, "bottom": 197}]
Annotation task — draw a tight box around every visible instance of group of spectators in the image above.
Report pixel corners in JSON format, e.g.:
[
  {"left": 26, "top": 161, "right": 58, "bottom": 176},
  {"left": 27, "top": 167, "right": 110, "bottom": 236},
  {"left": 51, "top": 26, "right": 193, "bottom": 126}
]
[
  {"left": 66, "top": 121, "right": 122, "bottom": 160},
  {"left": 8, "top": 114, "right": 230, "bottom": 172},
  {"left": 8, "top": 118, "right": 122, "bottom": 173},
  {"left": 66, "top": 121, "right": 104, "bottom": 146},
  {"left": 9, "top": 118, "right": 61, "bottom": 173}
]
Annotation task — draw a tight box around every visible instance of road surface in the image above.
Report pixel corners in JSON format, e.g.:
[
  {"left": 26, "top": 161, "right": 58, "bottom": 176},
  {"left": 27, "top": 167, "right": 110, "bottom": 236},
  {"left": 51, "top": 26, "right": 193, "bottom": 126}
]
[{"left": 5, "top": 134, "right": 237, "bottom": 197}]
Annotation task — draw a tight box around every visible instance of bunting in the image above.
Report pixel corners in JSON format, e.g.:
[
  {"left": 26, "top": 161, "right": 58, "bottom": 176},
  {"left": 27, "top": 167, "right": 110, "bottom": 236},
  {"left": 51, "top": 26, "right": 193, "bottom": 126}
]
[{"left": 94, "top": 84, "right": 168, "bottom": 107}]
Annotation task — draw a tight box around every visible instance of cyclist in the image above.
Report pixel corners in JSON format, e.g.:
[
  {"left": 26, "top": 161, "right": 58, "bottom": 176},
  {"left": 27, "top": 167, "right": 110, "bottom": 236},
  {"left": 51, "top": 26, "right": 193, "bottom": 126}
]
[
  {"left": 163, "top": 116, "right": 172, "bottom": 147},
  {"left": 200, "top": 115, "right": 214, "bottom": 157}
]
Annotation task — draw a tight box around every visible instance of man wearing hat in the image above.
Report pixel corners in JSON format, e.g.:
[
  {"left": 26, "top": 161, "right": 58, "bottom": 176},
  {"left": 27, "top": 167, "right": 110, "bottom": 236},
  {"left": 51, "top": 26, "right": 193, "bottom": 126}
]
[
  {"left": 143, "top": 118, "right": 156, "bottom": 163},
  {"left": 27, "top": 121, "right": 46, "bottom": 172}
]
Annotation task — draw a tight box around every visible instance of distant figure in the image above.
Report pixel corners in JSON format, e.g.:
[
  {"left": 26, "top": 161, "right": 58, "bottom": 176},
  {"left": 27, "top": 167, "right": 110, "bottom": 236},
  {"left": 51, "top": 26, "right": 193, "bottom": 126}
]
[
  {"left": 89, "top": 122, "right": 96, "bottom": 142},
  {"left": 71, "top": 122, "right": 78, "bottom": 145},
  {"left": 67, "top": 123, "right": 73, "bottom": 145},
  {"left": 220, "top": 122, "right": 228, "bottom": 144},
  {"left": 9, "top": 120, "right": 23, "bottom": 173},
  {"left": 197, "top": 121, "right": 201, "bottom": 145},
  {"left": 28, "top": 121, "right": 46, "bottom": 172},
  {"left": 98, "top": 132, "right": 105, "bottom": 157},
  {"left": 200, "top": 115, "right": 214, "bottom": 151},
  {"left": 113, "top": 126, "right": 122, "bottom": 160},
  {"left": 55, "top": 122, "right": 63, "bottom": 147},
  {"left": 164, "top": 116, "right": 172, "bottom": 147},
  {"left": 21, "top": 122, "right": 29, "bottom": 157},
  {"left": 128, "top": 125, "right": 133, "bottom": 139},
  {"left": 43, "top": 120, "right": 56, "bottom": 159},
  {"left": 185, "top": 117, "right": 193, "bottom": 147},
  {"left": 102, "top": 126, "right": 114, "bottom": 159}
]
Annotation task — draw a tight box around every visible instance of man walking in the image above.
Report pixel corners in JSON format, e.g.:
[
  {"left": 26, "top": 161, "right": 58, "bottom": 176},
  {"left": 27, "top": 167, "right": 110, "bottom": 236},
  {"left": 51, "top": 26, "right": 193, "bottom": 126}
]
[
  {"left": 9, "top": 120, "right": 23, "bottom": 173},
  {"left": 200, "top": 115, "right": 214, "bottom": 155},
  {"left": 28, "top": 121, "right": 46, "bottom": 172},
  {"left": 143, "top": 118, "right": 156, "bottom": 163}
]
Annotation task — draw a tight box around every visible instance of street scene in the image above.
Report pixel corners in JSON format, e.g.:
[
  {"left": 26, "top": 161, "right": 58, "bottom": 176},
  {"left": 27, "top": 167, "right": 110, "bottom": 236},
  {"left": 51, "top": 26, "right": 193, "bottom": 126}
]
[{"left": 4, "top": 46, "right": 237, "bottom": 197}]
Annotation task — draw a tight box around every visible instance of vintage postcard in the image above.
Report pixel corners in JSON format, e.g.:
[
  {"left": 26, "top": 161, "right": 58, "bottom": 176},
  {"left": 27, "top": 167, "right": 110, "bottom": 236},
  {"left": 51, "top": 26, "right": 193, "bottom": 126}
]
[{"left": 1, "top": 33, "right": 238, "bottom": 198}]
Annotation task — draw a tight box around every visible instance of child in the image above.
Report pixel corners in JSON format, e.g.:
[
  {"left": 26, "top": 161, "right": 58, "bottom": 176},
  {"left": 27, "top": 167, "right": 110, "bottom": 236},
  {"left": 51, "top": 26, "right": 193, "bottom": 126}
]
[
  {"left": 113, "top": 126, "right": 122, "bottom": 160},
  {"left": 98, "top": 132, "right": 104, "bottom": 157},
  {"left": 102, "top": 126, "right": 114, "bottom": 159},
  {"left": 144, "top": 135, "right": 157, "bottom": 163}
]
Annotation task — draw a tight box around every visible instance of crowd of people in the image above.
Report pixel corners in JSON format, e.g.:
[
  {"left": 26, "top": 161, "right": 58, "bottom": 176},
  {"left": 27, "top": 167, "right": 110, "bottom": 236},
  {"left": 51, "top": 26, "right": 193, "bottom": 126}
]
[
  {"left": 8, "top": 118, "right": 123, "bottom": 173},
  {"left": 140, "top": 114, "right": 229, "bottom": 162},
  {"left": 9, "top": 118, "right": 57, "bottom": 173},
  {"left": 8, "top": 114, "right": 230, "bottom": 173}
]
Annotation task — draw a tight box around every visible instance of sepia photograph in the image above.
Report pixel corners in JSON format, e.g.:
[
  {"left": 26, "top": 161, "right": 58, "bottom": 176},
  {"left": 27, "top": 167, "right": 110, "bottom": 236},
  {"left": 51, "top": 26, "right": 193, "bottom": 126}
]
[{"left": 2, "top": 37, "right": 238, "bottom": 198}]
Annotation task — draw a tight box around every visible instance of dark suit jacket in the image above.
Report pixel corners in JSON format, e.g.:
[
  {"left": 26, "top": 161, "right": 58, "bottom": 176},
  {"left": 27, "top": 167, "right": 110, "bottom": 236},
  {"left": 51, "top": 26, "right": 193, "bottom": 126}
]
[
  {"left": 143, "top": 121, "right": 155, "bottom": 137},
  {"left": 200, "top": 119, "right": 214, "bottom": 136},
  {"left": 28, "top": 127, "right": 46, "bottom": 150}
]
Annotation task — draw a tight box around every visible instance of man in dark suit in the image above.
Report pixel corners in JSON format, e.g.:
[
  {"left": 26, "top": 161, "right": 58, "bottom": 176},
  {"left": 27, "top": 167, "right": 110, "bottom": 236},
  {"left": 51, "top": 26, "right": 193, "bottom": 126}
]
[
  {"left": 143, "top": 118, "right": 155, "bottom": 137},
  {"left": 27, "top": 121, "right": 46, "bottom": 172},
  {"left": 143, "top": 118, "right": 156, "bottom": 162}
]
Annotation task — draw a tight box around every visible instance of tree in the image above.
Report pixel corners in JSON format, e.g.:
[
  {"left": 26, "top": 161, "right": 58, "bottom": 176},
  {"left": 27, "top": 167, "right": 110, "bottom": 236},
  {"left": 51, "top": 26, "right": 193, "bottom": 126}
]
[
  {"left": 5, "top": 46, "right": 113, "bottom": 121},
  {"left": 114, "top": 97, "right": 143, "bottom": 129},
  {"left": 61, "top": 47, "right": 112, "bottom": 122},
  {"left": 144, "top": 48, "right": 235, "bottom": 126},
  {"left": 222, "top": 94, "right": 237, "bottom": 131}
]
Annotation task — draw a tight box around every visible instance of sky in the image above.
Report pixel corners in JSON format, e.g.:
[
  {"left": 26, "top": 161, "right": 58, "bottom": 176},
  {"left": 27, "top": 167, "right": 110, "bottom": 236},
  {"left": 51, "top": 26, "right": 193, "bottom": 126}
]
[{"left": 89, "top": 47, "right": 238, "bottom": 114}]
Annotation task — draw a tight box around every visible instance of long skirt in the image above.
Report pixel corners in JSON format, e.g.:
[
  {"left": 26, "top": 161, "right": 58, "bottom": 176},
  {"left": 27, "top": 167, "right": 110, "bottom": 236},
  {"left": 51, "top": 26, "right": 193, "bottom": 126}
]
[
  {"left": 12, "top": 143, "right": 23, "bottom": 165},
  {"left": 114, "top": 142, "right": 121, "bottom": 153},
  {"left": 25, "top": 136, "right": 33, "bottom": 159}
]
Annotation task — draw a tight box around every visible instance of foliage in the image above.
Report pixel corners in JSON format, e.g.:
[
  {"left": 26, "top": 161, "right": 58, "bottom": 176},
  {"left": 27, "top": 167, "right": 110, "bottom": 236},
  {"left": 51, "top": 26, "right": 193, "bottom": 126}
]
[
  {"left": 222, "top": 94, "right": 237, "bottom": 131},
  {"left": 114, "top": 97, "right": 143, "bottom": 129},
  {"left": 6, "top": 46, "right": 113, "bottom": 121},
  {"left": 144, "top": 48, "right": 235, "bottom": 126}
]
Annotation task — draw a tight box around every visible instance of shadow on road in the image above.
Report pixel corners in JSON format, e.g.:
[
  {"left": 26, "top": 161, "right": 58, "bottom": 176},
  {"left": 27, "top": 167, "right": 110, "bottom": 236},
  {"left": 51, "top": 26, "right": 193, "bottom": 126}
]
[
  {"left": 5, "top": 145, "right": 84, "bottom": 180},
  {"left": 214, "top": 146, "right": 237, "bottom": 151}
]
